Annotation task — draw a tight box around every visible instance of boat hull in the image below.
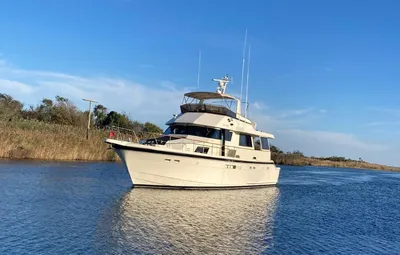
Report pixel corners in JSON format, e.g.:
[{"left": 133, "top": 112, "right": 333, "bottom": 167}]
[{"left": 109, "top": 140, "right": 280, "bottom": 189}]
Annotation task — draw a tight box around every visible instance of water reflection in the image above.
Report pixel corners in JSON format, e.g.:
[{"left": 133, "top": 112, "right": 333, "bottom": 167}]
[{"left": 95, "top": 187, "right": 280, "bottom": 254}]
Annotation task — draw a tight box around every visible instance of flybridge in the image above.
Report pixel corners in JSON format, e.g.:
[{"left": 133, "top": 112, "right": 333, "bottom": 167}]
[{"left": 180, "top": 75, "right": 247, "bottom": 121}]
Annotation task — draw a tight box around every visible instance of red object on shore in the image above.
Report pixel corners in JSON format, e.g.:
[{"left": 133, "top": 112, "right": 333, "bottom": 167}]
[{"left": 109, "top": 130, "right": 115, "bottom": 138}]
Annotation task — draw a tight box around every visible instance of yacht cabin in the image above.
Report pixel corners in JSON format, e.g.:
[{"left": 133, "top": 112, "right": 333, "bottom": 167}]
[{"left": 145, "top": 75, "right": 274, "bottom": 163}]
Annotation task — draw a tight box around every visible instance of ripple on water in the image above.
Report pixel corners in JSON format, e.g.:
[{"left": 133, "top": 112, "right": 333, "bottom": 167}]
[
  {"left": 94, "top": 188, "right": 280, "bottom": 254},
  {"left": 1, "top": 162, "right": 400, "bottom": 254}
]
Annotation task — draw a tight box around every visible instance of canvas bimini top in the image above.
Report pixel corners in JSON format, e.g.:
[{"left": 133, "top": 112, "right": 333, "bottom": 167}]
[
  {"left": 183, "top": 91, "right": 237, "bottom": 101},
  {"left": 180, "top": 75, "right": 244, "bottom": 119}
]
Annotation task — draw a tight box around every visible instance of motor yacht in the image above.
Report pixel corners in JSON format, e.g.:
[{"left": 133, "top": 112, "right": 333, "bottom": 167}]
[{"left": 105, "top": 75, "right": 280, "bottom": 188}]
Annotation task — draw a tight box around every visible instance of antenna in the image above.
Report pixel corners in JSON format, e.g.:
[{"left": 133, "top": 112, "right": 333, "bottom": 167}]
[
  {"left": 245, "top": 45, "right": 251, "bottom": 117},
  {"left": 197, "top": 50, "right": 201, "bottom": 91},
  {"left": 213, "top": 75, "right": 230, "bottom": 94},
  {"left": 240, "top": 28, "right": 248, "bottom": 104}
]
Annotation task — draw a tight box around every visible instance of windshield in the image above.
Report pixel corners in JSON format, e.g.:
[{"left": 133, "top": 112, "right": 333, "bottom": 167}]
[{"left": 163, "top": 125, "right": 221, "bottom": 140}]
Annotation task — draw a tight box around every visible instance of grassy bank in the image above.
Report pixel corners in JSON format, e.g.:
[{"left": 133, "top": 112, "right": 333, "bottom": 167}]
[
  {"left": 0, "top": 120, "right": 117, "bottom": 161},
  {"left": 1, "top": 120, "right": 399, "bottom": 171},
  {"left": 272, "top": 152, "right": 400, "bottom": 171}
]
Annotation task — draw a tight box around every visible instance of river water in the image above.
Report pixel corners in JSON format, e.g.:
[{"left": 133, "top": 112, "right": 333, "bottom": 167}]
[{"left": 0, "top": 160, "right": 400, "bottom": 254}]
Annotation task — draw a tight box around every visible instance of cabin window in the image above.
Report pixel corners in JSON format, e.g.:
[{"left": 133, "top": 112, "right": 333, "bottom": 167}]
[
  {"left": 261, "top": 137, "right": 270, "bottom": 150},
  {"left": 254, "top": 137, "right": 261, "bottom": 150},
  {"left": 163, "top": 125, "right": 221, "bottom": 140},
  {"left": 224, "top": 130, "right": 233, "bottom": 141},
  {"left": 195, "top": 146, "right": 209, "bottom": 154},
  {"left": 239, "top": 134, "right": 253, "bottom": 147}
]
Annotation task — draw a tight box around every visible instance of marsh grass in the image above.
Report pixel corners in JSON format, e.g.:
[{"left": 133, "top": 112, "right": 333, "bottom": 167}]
[
  {"left": 272, "top": 152, "right": 400, "bottom": 171},
  {"left": 0, "top": 120, "right": 117, "bottom": 161},
  {"left": 1, "top": 120, "right": 398, "bottom": 171}
]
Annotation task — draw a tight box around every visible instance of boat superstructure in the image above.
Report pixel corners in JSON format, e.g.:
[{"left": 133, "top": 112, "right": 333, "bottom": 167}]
[{"left": 105, "top": 75, "right": 280, "bottom": 188}]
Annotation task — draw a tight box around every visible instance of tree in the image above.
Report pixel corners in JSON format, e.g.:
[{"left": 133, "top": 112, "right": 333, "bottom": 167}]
[
  {"left": 21, "top": 105, "right": 38, "bottom": 120},
  {"left": 36, "top": 98, "right": 54, "bottom": 122},
  {"left": 0, "top": 93, "right": 23, "bottom": 120},
  {"left": 292, "top": 150, "right": 304, "bottom": 157},
  {"left": 52, "top": 95, "right": 78, "bottom": 125},
  {"left": 131, "top": 120, "right": 144, "bottom": 133},
  {"left": 55, "top": 95, "right": 68, "bottom": 104},
  {"left": 0, "top": 93, "right": 163, "bottom": 133},
  {"left": 143, "top": 122, "right": 163, "bottom": 134},
  {"left": 93, "top": 104, "right": 108, "bottom": 127},
  {"left": 42, "top": 99, "right": 53, "bottom": 107},
  {"left": 34, "top": 96, "right": 86, "bottom": 127},
  {"left": 270, "top": 145, "right": 283, "bottom": 154},
  {"left": 103, "top": 111, "right": 123, "bottom": 127}
]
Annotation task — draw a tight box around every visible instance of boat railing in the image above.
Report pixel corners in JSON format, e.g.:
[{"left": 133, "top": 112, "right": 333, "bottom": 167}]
[
  {"left": 107, "top": 125, "right": 265, "bottom": 158},
  {"left": 107, "top": 125, "right": 163, "bottom": 143}
]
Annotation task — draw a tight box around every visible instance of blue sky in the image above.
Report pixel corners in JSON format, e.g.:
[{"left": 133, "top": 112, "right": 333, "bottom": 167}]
[{"left": 1, "top": 0, "right": 400, "bottom": 165}]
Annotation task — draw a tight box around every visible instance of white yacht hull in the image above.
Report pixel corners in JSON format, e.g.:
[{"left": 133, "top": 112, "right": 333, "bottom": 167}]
[{"left": 107, "top": 139, "right": 280, "bottom": 189}]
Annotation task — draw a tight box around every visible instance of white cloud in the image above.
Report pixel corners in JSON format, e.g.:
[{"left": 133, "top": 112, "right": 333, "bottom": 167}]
[
  {"left": 247, "top": 105, "right": 397, "bottom": 165},
  {"left": 248, "top": 106, "right": 326, "bottom": 131},
  {"left": 0, "top": 57, "right": 397, "bottom": 166},
  {"left": 270, "top": 129, "right": 398, "bottom": 166},
  {"left": 276, "top": 129, "right": 388, "bottom": 152},
  {"left": 370, "top": 107, "right": 400, "bottom": 117},
  {"left": 277, "top": 108, "right": 314, "bottom": 118},
  {"left": 0, "top": 79, "right": 36, "bottom": 94},
  {"left": 252, "top": 101, "right": 268, "bottom": 111},
  {"left": 361, "top": 121, "right": 387, "bottom": 127},
  {"left": 0, "top": 58, "right": 185, "bottom": 127},
  {"left": 361, "top": 121, "right": 400, "bottom": 128}
]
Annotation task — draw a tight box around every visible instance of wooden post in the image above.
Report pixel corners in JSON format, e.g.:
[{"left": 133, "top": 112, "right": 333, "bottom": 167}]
[{"left": 83, "top": 98, "right": 98, "bottom": 140}]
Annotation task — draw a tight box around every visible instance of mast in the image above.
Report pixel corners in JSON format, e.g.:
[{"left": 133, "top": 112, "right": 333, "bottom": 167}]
[
  {"left": 245, "top": 45, "right": 251, "bottom": 117},
  {"left": 197, "top": 50, "right": 201, "bottom": 91},
  {"left": 240, "top": 28, "right": 248, "bottom": 104}
]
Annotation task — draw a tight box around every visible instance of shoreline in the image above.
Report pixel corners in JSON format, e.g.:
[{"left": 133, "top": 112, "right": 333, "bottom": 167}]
[
  {"left": 1, "top": 155, "right": 398, "bottom": 173},
  {"left": 277, "top": 162, "right": 400, "bottom": 172},
  {"left": 2, "top": 120, "right": 398, "bottom": 172},
  {"left": 272, "top": 152, "right": 400, "bottom": 172},
  {"left": 0, "top": 157, "right": 118, "bottom": 164}
]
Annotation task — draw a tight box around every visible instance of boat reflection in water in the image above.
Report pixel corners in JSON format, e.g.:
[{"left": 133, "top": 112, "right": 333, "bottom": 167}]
[{"left": 95, "top": 187, "right": 280, "bottom": 254}]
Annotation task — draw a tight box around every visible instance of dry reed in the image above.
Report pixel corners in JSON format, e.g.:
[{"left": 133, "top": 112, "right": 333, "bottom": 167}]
[
  {"left": 1, "top": 120, "right": 398, "bottom": 172},
  {"left": 272, "top": 153, "right": 400, "bottom": 172},
  {"left": 0, "top": 120, "right": 117, "bottom": 161}
]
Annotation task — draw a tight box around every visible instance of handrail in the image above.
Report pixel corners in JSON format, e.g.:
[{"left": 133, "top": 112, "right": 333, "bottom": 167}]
[{"left": 107, "top": 125, "right": 163, "bottom": 143}]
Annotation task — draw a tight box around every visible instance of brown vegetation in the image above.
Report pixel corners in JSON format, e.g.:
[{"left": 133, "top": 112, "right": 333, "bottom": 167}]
[
  {"left": 1, "top": 93, "right": 398, "bottom": 170},
  {"left": 0, "top": 120, "right": 117, "bottom": 161},
  {"left": 271, "top": 148, "right": 400, "bottom": 172},
  {"left": 1, "top": 120, "right": 398, "bottom": 172},
  {"left": 0, "top": 92, "right": 163, "bottom": 161}
]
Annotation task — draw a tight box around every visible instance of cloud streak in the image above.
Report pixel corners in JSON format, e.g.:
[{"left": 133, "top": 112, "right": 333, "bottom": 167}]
[
  {"left": 361, "top": 121, "right": 400, "bottom": 128},
  {"left": 271, "top": 129, "right": 395, "bottom": 165},
  {"left": 276, "top": 129, "right": 388, "bottom": 152},
  {"left": 0, "top": 59, "right": 186, "bottom": 125},
  {"left": 0, "top": 57, "right": 396, "bottom": 166},
  {"left": 370, "top": 107, "right": 400, "bottom": 117}
]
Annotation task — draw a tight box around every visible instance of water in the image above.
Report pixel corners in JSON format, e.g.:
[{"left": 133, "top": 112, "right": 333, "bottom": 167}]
[{"left": 1, "top": 160, "right": 400, "bottom": 254}]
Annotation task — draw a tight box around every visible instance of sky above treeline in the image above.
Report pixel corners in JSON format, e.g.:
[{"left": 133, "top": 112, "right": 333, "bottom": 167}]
[{"left": 0, "top": 0, "right": 399, "bottom": 166}]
